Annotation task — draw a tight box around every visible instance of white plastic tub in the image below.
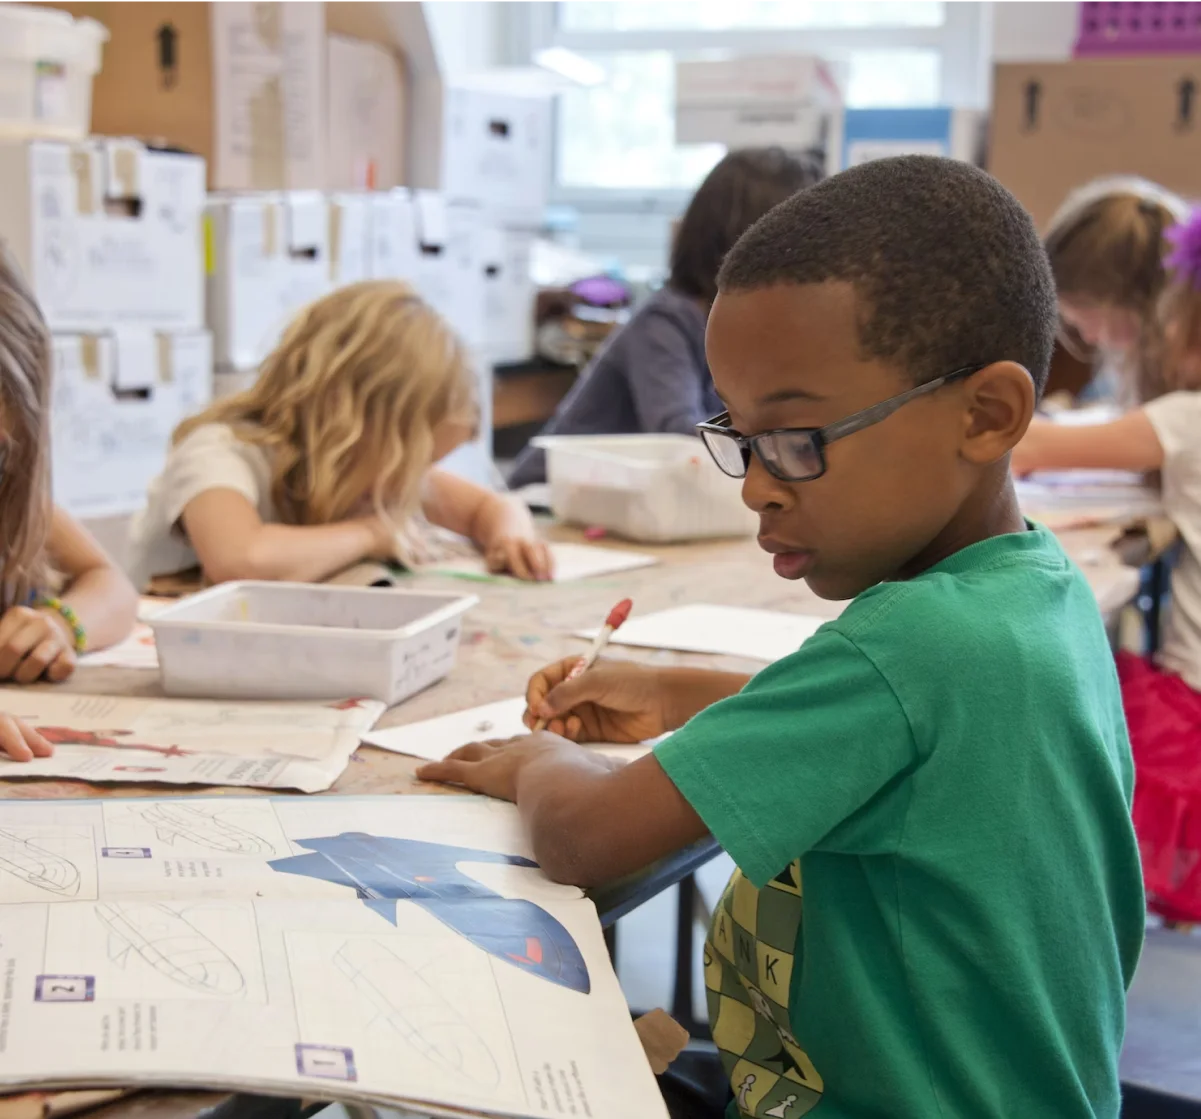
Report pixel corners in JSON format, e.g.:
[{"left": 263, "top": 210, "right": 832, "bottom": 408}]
[
  {"left": 535, "top": 433, "right": 758, "bottom": 543},
  {"left": 0, "top": 5, "right": 108, "bottom": 140},
  {"left": 148, "top": 582, "right": 478, "bottom": 705}
]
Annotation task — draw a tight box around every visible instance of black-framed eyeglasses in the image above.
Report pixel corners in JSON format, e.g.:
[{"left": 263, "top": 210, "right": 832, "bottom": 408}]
[{"left": 696, "top": 364, "right": 985, "bottom": 483}]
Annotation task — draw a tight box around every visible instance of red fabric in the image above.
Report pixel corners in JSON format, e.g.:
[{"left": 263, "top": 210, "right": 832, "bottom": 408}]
[{"left": 1119, "top": 651, "right": 1201, "bottom": 921}]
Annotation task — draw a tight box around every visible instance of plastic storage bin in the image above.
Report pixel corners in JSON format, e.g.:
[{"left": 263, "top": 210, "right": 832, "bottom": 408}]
[
  {"left": 1074, "top": 2, "right": 1201, "bottom": 56},
  {"left": 535, "top": 433, "right": 758, "bottom": 543},
  {"left": 0, "top": 5, "right": 107, "bottom": 140},
  {"left": 148, "top": 582, "right": 478, "bottom": 705}
]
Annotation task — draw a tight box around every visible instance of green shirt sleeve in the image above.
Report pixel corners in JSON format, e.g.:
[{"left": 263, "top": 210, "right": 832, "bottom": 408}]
[{"left": 654, "top": 628, "right": 917, "bottom": 888}]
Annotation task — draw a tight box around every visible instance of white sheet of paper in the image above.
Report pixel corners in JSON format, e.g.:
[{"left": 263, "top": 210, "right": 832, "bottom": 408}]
[
  {"left": 0, "top": 795, "right": 667, "bottom": 1119},
  {"left": 430, "top": 542, "right": 658, "bottom": 583},
  {"left": 580, "top": 603, "right": 827, "bottom": 662},
  {"left": 0, "top": 692, "right": 384, "bottom": 793},
  {"left": 363, "top": 697, "right": 661, "bottom": 763}
]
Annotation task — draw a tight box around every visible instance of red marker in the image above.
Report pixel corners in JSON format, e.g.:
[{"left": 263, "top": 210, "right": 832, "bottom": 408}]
[{"left": 533, "top": 598, "right": 633, "bottom": 732}]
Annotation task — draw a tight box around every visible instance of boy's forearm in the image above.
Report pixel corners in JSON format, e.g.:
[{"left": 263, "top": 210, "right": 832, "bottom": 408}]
[{"left": 659, "top": 667, "right": 751, "bottom": 729}]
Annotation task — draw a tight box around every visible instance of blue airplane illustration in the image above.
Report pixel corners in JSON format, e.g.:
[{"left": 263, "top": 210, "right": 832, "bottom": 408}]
[{"left": 268, "top": 833, "right": 590, "bottom": 994}]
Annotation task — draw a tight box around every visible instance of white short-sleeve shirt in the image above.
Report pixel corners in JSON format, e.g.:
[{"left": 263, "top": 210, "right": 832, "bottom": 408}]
[
  {"left": 1143, "top": 392, "right": 1201, "bottom": 691},
  {"left": 127, "top": 424, "right": 276, "bottom": 590}
]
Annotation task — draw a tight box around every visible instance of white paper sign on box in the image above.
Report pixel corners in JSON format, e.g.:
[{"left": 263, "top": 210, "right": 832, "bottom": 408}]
[
  {"left": 210, "top": 2, "right": 327, "bottom": 191},
  {"left": 367, "top": 189, "right": 420, "bottom": 282},
  {"left": 50, "top": 331, "right": 213, "bottom": 519},
  {"left": 480, "top": 225, "right": 536, "bottom": 363},
  {"left": 207, "top": 193, "right": 333, "bottom": 370},
  {"left": 328, "top": 194, "right": 372, "bottom": 287},
  {"left": 0, "top": 139, "right": 205, "bottom": 332}
]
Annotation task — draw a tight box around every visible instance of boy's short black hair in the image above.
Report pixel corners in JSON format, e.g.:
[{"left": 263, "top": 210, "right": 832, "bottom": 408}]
[{"left": 718, "top": 155, "right": 1058, "bottom": 397}]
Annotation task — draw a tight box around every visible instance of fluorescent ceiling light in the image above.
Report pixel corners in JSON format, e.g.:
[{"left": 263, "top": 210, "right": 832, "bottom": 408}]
[{"left": 534, "top": 47, "right": 607, "bottom": 86}]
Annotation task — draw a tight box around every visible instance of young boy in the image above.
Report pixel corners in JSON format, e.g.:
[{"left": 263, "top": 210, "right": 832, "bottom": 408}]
[{"left": 418, "top": 156, "right": 1144, "bottom": 1118}]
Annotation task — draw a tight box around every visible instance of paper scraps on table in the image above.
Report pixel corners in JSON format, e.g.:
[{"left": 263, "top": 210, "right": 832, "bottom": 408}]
[
  {"left": 578, "top": 603, "right": 828, "bottom": 663},
  {"left": 363, "top": 696, "right": 661, "bottom": 762},
  {"left": 429, "top": 541, "right": 658, "bottom": 583}
]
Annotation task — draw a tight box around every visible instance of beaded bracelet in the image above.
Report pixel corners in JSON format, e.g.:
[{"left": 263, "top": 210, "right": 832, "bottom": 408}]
[{"left": 34, "top": 596, "right": 87, "bottom": 653}]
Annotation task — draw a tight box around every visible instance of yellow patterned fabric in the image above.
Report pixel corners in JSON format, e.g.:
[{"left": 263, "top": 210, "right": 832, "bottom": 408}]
[{"left": 705, "top": 861, "right": 823, "bottom": 1117}]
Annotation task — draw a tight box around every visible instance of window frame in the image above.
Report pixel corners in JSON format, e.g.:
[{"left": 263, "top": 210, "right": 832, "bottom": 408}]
[{"left": 521, "top": 1, "right": 992, "bottom": 206}]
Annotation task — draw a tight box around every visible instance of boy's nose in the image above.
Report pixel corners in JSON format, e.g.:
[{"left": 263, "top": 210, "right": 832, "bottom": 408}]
[{"left": 740, "top": 457, "right": 794, "bottom": 514}]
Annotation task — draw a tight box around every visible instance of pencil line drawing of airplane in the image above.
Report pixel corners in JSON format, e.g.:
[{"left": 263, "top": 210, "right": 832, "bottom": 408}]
[
  {"left": 334, "top": 939, "right": 502, "bottom": 1086},
  {"left": 132, "top": 803, "right": 277, "bottom": 855},
  {"left": 0, "top": 829, "right": 81, "bottom": 896},
  {"left": 97, "top": 902, "right": 246, "bottom": 996},
  {"left": 270, "top": 833, "right": 590, "bottom": 994}
]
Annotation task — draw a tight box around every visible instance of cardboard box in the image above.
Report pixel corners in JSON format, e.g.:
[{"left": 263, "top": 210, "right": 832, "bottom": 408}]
[
  {"left": 674, "top": 55, "right": 840, "bottom": 148},
  {"left": 835, "top": 108, "right": 984, "bottom": 170},
  {"left": 206, "top": 192, "right": 332, "bottom": 370},
  {"left": 480, "top": 226, "right": 536, "bottom": 364},
  {"left": 428, "top": 88, "right": 551, "bottom": 225},
  {"left": 38, "top": 2, "right": 327, "bottom": 191},
  {"left": 0, "top": 138, "right": 204, "bottom": 332},
  {"left": 989, "top": 56, "right": 1201, "bottom": 230},
  {"left": 50, "top": 330, "right": 213, "bottom": 518},
  {"left": 326, "top": 33, "right": 405, "bottom": 190}
]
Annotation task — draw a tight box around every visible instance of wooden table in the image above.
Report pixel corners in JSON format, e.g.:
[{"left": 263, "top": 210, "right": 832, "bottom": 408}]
[{"left": 0, "top": 523, "right": 1142, "bottom": 1119}]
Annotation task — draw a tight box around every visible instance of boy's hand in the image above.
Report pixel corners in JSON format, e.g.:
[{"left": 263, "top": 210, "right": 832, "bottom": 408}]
[
  {"left": 417, "top": 732, "right": 588, "bottom": 801},
  {"left": 525, "top": 657, "right": 668, "bottom": 744},
  {"left": 0, "top": 605, "right": 78, "bottom": 684},
  {"left": 0, "top": 715, "right": 53, "bottom": 762},
  {"left": 484, "top": 536, "right": 553, "bottom": 582}
]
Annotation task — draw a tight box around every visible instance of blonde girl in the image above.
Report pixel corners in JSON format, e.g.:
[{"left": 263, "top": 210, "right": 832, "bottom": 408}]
[
  {"left": 1013, "top": 187, "right": 1201, "bottom": 921},
  {"left": 128, "top": 282, "right": 551, "bottom": 591},
  {"left": 1042, "top": 176, "right": 1188, "bottom": 403},
  {"left": 0, "top": 245, "right": 139, "bottom": 761}
]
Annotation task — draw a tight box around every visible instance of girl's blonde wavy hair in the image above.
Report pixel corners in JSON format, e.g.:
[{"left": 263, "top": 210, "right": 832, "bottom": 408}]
[
  {"left": 1044, "top": 177, "right": 1193, "bottom": 401},
  {"left": 0, "top": 243, "right": 52, "bottom": 612},
  {"left": 176, "top": 281, "right": 477, "bottom": 527}
]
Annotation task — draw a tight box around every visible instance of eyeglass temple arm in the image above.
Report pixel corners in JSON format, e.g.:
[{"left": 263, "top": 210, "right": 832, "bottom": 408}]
[{"left": 819, "top": 366, "right": 983, "bottom": 446}]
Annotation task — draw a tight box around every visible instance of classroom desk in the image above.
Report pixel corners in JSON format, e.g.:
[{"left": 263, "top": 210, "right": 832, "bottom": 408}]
[{"left": 0, "top": 523, "right": 1142, "bottom": 1119}]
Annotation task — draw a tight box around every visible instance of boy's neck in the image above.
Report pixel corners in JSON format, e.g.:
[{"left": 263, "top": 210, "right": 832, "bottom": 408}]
[{"left": 897, "top": 467, "right": 1027, "bottom": 582}]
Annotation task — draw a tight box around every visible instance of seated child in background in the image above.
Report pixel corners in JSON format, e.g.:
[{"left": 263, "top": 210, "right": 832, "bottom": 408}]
[
  {"left": 508, "top": 147, "right": 823, "bottom": 489},
  {"left": 419, "top": 157, "right": 1144, "bottom": 1118},
  {"left": 1015, "top": 198, "right": 1201, "bottom": 922},
  {"left": 128, "top": 281, "right": 551, "bottom": 591},
  {"left": 1042, "top": 176, "right": 1187, "bottom": 405},
  {"left": 0, "top": 246, "right": 138, "bottom": 760}
]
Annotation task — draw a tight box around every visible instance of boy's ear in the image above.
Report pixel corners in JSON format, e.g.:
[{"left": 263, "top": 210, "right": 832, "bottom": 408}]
[{"left": 959, "top": 361, "right": 1036, "bottom": 465}]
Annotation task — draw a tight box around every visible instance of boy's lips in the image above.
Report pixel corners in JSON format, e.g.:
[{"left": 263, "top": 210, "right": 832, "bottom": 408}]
[{"left": 758, "top": 537, "right": 816, "bottom": 580}]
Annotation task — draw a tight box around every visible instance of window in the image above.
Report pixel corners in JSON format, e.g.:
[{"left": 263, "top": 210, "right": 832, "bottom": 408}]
[
  {"left": 559, "top": 2, "right": 946, "bottom": 33},
  {"left": 532, "top": 1, "right": 988, "bottom": 193}
]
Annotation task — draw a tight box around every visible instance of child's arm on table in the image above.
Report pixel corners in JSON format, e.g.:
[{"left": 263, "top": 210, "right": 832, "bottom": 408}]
[
  {"left": 422, "top": 469, "right": 552, "bottom": 582},
  {"left": 182, "top": 490, "right": 397, "bottom": 585},
  {"left": 1012, "top": 412, "right": 1165, "bottom": 476},
  {"left": 418, "top": 657, "right": 749, "bottom": 886},
  {"left": 0, "top": 508, "right": 137, "bottom": 684}
]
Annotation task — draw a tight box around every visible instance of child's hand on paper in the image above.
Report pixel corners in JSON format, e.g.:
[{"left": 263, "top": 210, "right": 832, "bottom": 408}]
[
  {"left": 417, "top": 732, "right": 609, "bottom": 801},
  {"left": 525, "top": 657, "right": 668, "bottom": 744},
  {"left": 0, "top": 714, "right": 53, "bottom": 762},
  {"left": 0, "top": 605, "right": 78, "bottom": 684},
  {"left": 484, "top": 536, "right": 553, "bottom": 582}
]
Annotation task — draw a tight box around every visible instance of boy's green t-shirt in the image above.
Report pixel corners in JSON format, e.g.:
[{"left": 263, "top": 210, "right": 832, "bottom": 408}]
[{"left": 655, "top": 525, "right": 1144, "bottom": 1119}]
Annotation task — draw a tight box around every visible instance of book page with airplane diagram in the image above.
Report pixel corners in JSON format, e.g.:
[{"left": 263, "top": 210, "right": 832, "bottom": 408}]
[
  {"left": 0, "top": 693, "right": 384, "bottom": 792},
  {"left": 0, "top": 796, "right": 667, "bottom": 1119}
]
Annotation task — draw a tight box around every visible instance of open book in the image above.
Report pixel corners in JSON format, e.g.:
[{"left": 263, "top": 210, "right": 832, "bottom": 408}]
[{"left": 0, "top": 795, "right": 666, "bottom": 1119}]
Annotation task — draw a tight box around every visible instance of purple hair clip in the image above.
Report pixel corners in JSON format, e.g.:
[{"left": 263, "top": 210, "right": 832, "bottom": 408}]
[{"left": 1165, "top": 207, "right": 1201, "bottom": 291}]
